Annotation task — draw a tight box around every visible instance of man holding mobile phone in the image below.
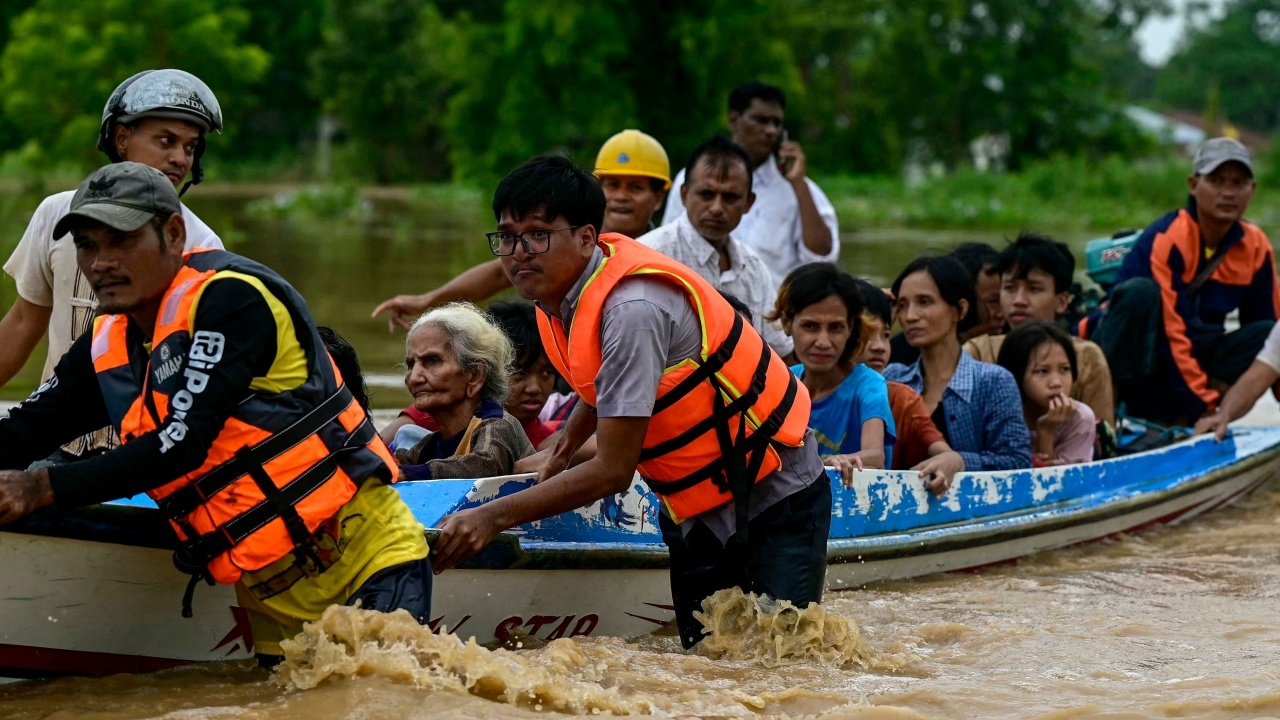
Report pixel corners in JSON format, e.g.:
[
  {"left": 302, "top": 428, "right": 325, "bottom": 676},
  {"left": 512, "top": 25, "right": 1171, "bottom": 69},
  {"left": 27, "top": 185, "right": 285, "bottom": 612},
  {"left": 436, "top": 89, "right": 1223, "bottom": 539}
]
[{"left": 662, "top": 82, "right": 838, "bottom": 284}]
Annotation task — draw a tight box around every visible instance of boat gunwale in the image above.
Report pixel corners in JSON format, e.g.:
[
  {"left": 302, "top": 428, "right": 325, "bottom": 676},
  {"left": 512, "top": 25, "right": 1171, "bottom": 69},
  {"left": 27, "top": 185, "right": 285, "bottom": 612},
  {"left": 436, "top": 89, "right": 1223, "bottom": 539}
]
[{"left": 3, "top": 432, "right": 1276, "bottom": 572}]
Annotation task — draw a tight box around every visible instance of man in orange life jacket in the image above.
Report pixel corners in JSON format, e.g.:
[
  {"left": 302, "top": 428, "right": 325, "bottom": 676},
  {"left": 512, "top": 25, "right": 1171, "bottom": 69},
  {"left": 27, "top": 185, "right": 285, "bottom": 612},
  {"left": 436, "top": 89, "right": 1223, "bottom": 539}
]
[
  {"left": 1082, "top": 138, "right": 1280, "bottom": 426},
  {"left": 430, "top": 155, "right": 831, "bottom": 649},
  {"left": 0, "top": 163, "right": 430, "bottom": 663}
]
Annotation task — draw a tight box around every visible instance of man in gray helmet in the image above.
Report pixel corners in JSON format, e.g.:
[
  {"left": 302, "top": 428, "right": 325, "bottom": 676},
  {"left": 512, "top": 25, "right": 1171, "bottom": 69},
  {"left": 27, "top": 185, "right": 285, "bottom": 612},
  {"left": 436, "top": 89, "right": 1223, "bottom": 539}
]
[{"left": 0, "top": 69, "right": 225, "bottom": 458}]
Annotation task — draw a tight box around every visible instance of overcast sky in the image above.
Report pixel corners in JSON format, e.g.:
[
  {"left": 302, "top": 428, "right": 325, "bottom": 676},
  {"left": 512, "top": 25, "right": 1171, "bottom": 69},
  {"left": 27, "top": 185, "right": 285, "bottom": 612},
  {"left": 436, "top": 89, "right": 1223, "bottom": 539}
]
[{"left": 1135, "top": 0, "right": 1228, "bottom": 65}]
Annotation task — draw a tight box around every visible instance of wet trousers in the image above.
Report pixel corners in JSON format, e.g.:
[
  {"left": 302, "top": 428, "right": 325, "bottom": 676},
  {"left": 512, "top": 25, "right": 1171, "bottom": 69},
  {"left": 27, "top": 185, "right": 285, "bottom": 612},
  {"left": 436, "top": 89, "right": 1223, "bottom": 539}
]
[
  {"left": 1094, "top": 277, "right": 1273, "bottom": 425},
  {"left": 658, "top": 477, "right": 832, "bottom": 649},
  {"left": 244, "top": 556, "right": 432, "bottom": 667}
]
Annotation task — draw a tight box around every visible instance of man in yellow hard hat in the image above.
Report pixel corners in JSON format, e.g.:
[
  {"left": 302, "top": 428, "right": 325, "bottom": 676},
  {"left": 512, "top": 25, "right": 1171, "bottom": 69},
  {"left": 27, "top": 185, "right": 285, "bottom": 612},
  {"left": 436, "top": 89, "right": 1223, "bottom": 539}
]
[{"left": 372, "top": 130, "right": 671, "bottom": 329}]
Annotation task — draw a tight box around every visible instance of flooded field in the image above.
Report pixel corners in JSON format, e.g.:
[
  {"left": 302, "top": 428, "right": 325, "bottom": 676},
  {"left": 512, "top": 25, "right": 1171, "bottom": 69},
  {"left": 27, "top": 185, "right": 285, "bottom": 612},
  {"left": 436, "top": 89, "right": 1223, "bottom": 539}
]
[{"left": 0, "top": 185, "right": 1094, "bottom": 405}]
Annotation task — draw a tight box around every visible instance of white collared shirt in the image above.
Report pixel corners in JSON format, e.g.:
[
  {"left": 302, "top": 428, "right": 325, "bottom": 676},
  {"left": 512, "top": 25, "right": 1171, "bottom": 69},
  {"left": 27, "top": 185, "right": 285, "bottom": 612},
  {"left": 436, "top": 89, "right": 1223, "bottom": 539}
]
[
  {"left": 661, "top": 157, "right": 839, "bottom": 283},
  {"left": 4, "top": 190, "right": 223, "bottom": 381},
  {"left": 637, "top": 214, "right": 793, "bottom": 356}
]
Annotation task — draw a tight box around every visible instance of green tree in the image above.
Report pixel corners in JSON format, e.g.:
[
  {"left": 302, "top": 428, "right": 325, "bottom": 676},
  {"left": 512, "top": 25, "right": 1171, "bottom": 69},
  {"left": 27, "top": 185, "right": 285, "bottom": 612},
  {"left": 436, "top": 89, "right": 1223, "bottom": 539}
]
[
  {"left": 310, "top": 0, "right": 453, "bottom": 183},
  {"left": 0, "top": 0, "right": 268, "bottom": 174},
  {"left": 442, "top": 0, "right": 794, "bottom": 186},
  {"left": 777, "top": 0, "right": 1161, "bottom": 174},
  {"left": 235, "top": 0, "right": 326, "bottom": 166},
  {"left": 1157, "top": 0, "right": 1280, "bottom": 132},
  {"left": 0, "top": 0, "right": 38, "bottom": 155}
]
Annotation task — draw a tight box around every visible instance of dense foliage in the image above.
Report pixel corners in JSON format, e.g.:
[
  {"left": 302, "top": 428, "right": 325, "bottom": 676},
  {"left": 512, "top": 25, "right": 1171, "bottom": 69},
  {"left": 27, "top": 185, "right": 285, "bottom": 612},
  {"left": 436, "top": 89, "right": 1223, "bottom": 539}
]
[
  {"left": 1157, "top": 0, "right": 1280, "bottom": 133},
  {"left": 0, "top": 0, "right": 1266, "bottom": 185}
]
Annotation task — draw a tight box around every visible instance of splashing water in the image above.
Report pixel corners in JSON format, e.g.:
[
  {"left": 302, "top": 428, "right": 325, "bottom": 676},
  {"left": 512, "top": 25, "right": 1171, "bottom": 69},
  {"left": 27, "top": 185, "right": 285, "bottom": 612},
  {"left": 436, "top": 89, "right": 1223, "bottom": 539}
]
[
  {"left": 273, "top": 589, "right": 916, "bottom": 717},
  {"left": 694, "top": 588, "right": 917, "bottom": 672},
  {"left": 277, "top": 605, "right": 655, "bottom": 714}
]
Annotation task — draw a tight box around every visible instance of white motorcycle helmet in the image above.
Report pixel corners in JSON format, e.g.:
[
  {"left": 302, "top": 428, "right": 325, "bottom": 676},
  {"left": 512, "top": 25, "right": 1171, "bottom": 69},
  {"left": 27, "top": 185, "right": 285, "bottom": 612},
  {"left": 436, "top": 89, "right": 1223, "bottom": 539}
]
[{"left": 97, "top": 69, "right": 223, "bottom": 193}]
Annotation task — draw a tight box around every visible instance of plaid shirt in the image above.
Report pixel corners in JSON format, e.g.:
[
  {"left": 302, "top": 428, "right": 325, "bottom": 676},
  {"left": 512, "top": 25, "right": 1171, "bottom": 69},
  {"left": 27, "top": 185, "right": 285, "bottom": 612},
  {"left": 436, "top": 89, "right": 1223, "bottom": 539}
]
[{"left": 884, "top": 351, "right": 1031, "bottom": 471}]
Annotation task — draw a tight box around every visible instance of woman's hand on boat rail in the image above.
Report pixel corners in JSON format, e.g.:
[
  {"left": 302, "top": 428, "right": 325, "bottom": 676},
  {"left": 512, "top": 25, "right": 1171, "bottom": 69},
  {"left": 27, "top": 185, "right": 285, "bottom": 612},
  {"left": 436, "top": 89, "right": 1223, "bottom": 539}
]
[
  {"left": 913, "top": 450, "right": 964, "bottom": 497},
  {"left": 0, "top": 468, "right": 54, "bottom": 525}
]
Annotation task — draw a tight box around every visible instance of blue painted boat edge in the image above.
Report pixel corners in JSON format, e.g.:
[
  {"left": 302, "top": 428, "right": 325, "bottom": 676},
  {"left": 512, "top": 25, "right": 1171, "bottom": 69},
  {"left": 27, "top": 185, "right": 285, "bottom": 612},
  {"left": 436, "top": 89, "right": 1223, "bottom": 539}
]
[
  {"left": 14, "top": 428, "right": 1279, "bottom": 572},
  {"left": 827, "top": 436, "right": 1280, "bottom": 564}
]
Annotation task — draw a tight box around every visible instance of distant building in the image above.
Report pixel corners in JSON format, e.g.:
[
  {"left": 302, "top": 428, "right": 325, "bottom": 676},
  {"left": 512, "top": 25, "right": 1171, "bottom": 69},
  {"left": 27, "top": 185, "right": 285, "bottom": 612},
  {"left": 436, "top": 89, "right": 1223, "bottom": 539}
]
[
  {"left": 1124, "top": 106, "right": 1206, "bottom": 148},
  {"left": 1125, "top": 105, "right": 1271, "bottom": 153}
]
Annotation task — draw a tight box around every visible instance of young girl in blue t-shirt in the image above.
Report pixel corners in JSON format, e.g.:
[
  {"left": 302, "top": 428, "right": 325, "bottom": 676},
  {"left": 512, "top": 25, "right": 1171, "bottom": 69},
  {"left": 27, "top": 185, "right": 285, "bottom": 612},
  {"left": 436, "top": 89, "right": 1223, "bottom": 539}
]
[{"left": 771, "top": 263, "right": 896, "bottom": 484}]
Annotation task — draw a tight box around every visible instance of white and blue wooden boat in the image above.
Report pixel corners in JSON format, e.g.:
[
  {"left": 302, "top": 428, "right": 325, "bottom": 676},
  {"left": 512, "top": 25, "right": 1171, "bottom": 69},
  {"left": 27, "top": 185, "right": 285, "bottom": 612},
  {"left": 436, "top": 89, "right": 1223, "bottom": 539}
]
[{"left": 2, "top": 427, "right": 1278, "bottom": 679}]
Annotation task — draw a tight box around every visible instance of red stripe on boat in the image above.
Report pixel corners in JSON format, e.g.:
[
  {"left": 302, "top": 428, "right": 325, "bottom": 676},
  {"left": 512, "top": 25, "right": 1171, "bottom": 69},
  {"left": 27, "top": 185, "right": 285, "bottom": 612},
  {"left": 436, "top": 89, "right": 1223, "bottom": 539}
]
[{"left": 0, "top": 643, "right": 190, "bottom": 678}]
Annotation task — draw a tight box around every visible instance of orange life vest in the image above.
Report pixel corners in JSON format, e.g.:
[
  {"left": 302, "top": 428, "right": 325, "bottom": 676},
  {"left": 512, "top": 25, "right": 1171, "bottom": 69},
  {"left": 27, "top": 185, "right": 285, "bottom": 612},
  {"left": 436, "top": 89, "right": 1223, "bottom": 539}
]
[
  {"left": 90, "top": 250, "right": 397, "bottom": 597},
  {"left": 536, "top": 234, "right": 811, "bottom": 531}
]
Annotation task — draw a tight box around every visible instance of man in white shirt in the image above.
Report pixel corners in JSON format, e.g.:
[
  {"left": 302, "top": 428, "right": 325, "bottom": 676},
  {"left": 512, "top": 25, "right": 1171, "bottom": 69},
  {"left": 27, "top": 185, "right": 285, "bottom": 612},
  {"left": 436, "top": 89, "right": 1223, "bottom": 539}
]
[
  {"left": 638, "top": 135, "right": 792, "bottom": 356},
  {"left": 0, "top": 69, "right": 225, "bottom": 455},
  {"left": 661, "top": 82, "right": 839, "bottom": 282}
]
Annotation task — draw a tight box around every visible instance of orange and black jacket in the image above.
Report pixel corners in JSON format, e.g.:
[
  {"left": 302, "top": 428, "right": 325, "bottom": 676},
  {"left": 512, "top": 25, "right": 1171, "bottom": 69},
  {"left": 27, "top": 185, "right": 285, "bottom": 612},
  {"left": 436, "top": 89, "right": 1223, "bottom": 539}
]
[
  {"left": 536, "top": 234, "right": 811, "bottom": 535},
  {"left": 0, "top": 250, "right": 393, "bottom": 585},
  {"left": 1082, "top": 198, "right": 1280, "bottom": 411}
]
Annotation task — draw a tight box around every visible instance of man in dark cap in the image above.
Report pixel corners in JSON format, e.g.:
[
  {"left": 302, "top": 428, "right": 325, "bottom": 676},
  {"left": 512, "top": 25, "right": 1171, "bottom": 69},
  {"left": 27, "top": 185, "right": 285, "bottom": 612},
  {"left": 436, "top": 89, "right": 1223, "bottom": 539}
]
[
  {"left": 0, "top": 162, "right": 431, "bottom": 665},
  {"left": 1083, "top": 137, "right": 1280, "bottom": 426}
]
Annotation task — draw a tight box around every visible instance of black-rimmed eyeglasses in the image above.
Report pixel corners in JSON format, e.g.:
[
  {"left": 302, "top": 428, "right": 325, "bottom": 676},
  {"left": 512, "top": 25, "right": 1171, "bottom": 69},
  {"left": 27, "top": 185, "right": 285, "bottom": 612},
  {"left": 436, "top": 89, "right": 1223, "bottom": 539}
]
[{"left": 486, "top": 225, "right": 581, "bottom": 256}]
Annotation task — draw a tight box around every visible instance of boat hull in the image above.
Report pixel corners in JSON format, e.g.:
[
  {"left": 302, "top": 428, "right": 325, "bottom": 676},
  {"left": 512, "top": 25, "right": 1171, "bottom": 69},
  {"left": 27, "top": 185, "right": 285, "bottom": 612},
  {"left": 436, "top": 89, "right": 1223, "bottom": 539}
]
[{"left": 2, "top": 428, "right": 1278, "bottom": 678}]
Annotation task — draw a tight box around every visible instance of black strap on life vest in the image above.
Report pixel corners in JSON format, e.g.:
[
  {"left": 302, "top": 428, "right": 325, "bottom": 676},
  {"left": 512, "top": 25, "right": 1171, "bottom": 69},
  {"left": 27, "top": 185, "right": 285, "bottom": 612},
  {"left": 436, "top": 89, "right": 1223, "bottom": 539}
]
[
  {"left": 649, "top": 312, "right": 745, "bottom": 416},
  {"left": 638, "top": 322, "right": 770, "bottom": 463},
  {"left": 639, "top": 328, "right": 801, "bottom": 543},
  {"left": 165, "top": 386, "right": 379, "bottom": 618},
  {"left": 643, "top": 372, "right": 799, "bottom": 496},
  {"left": 157, "top": 385, "right": 358, "bottom": 519}
]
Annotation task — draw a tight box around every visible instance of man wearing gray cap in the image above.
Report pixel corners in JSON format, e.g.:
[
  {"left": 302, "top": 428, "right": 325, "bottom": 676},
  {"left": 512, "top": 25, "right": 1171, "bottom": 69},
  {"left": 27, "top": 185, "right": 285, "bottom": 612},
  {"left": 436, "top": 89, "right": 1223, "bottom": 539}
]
[
  {"left": 0, "top": 163, "right": 431, "bottom": 665},
  {"left": 1084, "top": 137, "right": 1280, "bottom": 426}
]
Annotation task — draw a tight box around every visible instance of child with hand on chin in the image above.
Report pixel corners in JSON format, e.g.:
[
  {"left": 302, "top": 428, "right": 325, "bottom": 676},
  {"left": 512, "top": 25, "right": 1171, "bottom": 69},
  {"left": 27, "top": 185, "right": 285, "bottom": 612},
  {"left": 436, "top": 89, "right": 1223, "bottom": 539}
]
[{"left": 997, "top": 322, "right": 1096, "bottom": 466}]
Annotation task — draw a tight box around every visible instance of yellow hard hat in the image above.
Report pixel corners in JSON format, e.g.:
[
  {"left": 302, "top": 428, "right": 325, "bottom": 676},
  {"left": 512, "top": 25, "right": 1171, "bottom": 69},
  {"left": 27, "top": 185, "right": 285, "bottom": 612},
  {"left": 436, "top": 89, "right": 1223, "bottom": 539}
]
[{"left": 594, "top": 129, "right": 671, "bottom": 190}]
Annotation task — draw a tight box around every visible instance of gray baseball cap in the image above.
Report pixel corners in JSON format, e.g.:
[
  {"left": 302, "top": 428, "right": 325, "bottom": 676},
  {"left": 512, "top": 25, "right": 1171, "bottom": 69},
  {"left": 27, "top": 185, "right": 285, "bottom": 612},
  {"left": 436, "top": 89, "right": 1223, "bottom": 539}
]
[
  {"left": 1192, "top": 137, "right": 1254, "bottom": 177},
  {"left": 52, "top": 162, "right": 181, "bottom": 240}
]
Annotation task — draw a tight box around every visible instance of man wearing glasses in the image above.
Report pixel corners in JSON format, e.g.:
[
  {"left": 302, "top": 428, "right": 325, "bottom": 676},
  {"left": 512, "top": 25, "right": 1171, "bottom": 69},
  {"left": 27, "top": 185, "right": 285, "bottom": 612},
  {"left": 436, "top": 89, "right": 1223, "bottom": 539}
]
[
  {"left": 429, "top": 155, "right": 831, "bottom": 650},
  {"left": 1082, "top": 137, "right": 1280, "bottom": 426}
]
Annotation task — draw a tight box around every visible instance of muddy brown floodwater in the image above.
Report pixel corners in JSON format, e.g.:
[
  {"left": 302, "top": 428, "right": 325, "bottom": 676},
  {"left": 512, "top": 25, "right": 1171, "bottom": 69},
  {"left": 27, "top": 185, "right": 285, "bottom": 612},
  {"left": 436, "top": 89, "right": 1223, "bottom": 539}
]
[
  {"left": 4, "top": 481, "right": 1280, "bottom": 720},
  {"left": 3, "top": 192, "right": 1280, "bottom": 718}
]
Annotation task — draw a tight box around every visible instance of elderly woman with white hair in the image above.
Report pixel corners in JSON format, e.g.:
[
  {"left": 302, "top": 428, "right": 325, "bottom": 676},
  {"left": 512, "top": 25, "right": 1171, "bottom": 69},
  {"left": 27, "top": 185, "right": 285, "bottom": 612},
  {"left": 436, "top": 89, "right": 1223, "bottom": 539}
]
[{"left": 392, "top": 302, "right": 534, "bottom": 479}]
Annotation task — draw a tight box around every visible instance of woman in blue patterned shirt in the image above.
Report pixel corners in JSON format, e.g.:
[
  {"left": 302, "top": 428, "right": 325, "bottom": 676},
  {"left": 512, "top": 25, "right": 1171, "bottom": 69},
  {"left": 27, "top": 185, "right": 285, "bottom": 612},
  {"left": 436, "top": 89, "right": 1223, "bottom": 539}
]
[{"left": 884, "top": 256, "right": 1032, "bottom": 470}]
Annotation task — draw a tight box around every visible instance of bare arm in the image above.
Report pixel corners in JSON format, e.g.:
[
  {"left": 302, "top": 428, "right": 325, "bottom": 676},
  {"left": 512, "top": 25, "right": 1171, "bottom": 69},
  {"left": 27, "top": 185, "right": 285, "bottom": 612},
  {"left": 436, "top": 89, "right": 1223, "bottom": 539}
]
[
  {"left": 532, "top": 429, "right": 597, "bottom": 464},
  {"left": 790, "top": 177, "right": 833, "bottom": 256},
  {"left": 430, "top": 414, "right": 647, "bottom": 571},
  {"left": 545, "top": 400, "right": 598, "bottom": 473},
  {"left": 0, "top": 297, "right": 51, "bottom": 388},
  {"left": 513, "top": 400, "right": 597, "bottom": 478},
  {"left": 378, "top": 414, "right": 414, "bottom": 447},
  {"left": 823, "top": 419, "right": 888, "bottom": 487},
  {"left": 1195, "top": 360, "right": 1280, "bottom": 440},
  {"left": 371, "top": 259, "right": 511, "bottom": 331},
  {"left": 778, "top": 141, "right": 834, "bottom": 256}
]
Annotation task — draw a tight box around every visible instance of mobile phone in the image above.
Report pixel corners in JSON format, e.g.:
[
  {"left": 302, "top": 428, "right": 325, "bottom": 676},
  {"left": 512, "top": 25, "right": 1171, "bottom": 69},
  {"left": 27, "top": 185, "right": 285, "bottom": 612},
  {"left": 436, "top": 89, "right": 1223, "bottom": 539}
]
[{"left": 776, "top": 129, "right": 794, "bottom": 173}]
